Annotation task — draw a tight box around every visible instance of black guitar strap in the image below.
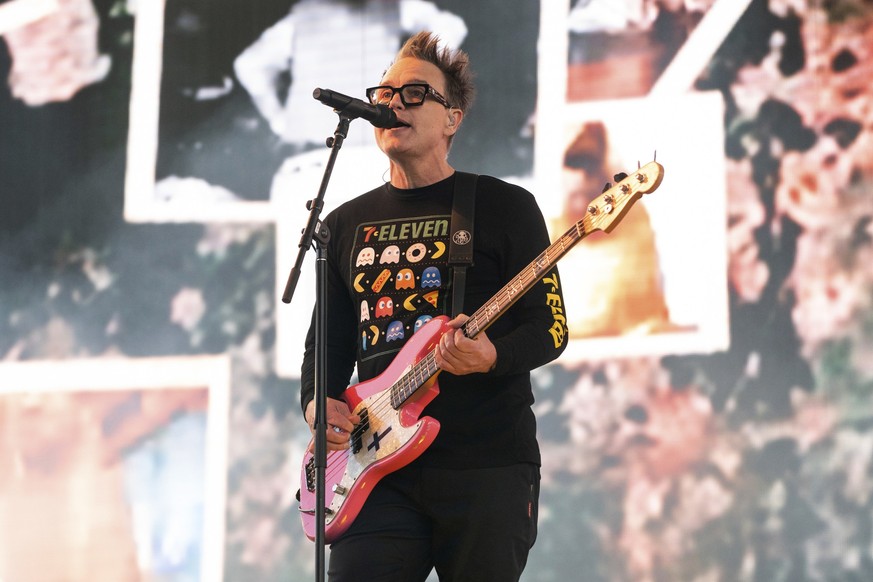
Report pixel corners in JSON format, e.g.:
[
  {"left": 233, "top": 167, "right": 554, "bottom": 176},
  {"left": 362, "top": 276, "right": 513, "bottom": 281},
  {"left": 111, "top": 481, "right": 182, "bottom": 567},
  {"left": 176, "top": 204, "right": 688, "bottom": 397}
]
[{"left": 448, "top": 171, "right": 477, "bottom": 318}]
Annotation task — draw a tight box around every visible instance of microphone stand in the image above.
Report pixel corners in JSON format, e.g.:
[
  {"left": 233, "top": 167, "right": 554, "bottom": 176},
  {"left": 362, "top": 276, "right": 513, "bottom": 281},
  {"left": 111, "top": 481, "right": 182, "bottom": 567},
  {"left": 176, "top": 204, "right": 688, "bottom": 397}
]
[{"left": 282, "top": 112, "right": 352, "bottom": 582}]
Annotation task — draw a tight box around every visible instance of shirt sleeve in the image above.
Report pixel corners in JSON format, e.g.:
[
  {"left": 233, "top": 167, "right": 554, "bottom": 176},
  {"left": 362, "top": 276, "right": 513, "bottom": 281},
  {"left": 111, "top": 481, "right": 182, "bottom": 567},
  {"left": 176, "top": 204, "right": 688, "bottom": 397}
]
[
  {"left": 478, "top": 182, "right": 569, "bottom": 376},
  {"left": 299, "top": 215, "right": 358, "bottom": 414}
]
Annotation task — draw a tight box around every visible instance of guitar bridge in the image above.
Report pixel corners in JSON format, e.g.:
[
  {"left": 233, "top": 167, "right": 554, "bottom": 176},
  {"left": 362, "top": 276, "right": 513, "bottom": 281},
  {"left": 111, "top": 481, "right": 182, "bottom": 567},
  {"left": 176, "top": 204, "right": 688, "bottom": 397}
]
[{"left": 351, "top": 407, "right": 370, "bottom": 454}]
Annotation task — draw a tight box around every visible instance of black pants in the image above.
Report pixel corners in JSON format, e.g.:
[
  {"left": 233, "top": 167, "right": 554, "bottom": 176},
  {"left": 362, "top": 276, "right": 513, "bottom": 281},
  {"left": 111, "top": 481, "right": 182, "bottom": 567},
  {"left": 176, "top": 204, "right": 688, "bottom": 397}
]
[{"left": 327, "top": 462, "right": 540, "bottom": 582}]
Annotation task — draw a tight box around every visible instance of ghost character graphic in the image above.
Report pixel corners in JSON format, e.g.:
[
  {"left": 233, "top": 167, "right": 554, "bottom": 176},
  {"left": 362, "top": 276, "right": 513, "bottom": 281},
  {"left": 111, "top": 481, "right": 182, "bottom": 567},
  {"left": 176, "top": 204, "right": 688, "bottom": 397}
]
[
  {"left": 356, "top": 247, "right": 375, "bottom": 266},
  {"left": 385, "top": 321, "right": 405, "bottom": 342},
  {"left": 360, "top": 300, "right": 370, "bottom": 322},
  {"left": 380, "top": 245, "right": 401, "bottom": 264},
  {"left": 375, "top": 296, "right": 394, "bottom": 318},
  {"left": 395, "top": 268, "right": 415, "bottom": 290},
  {"left": 413, "top": 315, "right": 433, "bottom": 334},
  {"left": 421, "top": 266, "right": 442, "bottom": 288}
]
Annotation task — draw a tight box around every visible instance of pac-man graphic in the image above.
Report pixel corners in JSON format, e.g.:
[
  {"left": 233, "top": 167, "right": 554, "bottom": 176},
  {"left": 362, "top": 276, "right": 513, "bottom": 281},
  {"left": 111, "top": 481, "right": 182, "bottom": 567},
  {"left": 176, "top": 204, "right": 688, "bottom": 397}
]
[
  {"left": 386, "top": 321, "right": 405, "bottom": 342},
  {"left": 406, "top": 242, "right": 427, "bottom": 263},
  {"left": 413, "top": 315, "right": 433, "bottom": 334},
  {"left": 356, "top": 247, "right": 375, "bottom": 266},
  {"left": 421, "top": 266, "right": 442, "bottom": 288},
  {"left": 380, "top": 245, "right": 401, "bottom": 264},
  {"left": 423, "top": 291, "right": 439, "bottom": 308},
  {"left": 362, "top": 324, "right": 380, "bottom": 350},
  {"left": 353, "top": 273, "right": 366, "bottom": 293},
  {"left": 375, "top": 296, "right": 394, "bottom": 318},
  {"left": 395, "top": 268, "right": 415, "bottom": 290},
  {"left": 360, "top": 300, "right": 370, "bottom": 322},
  {"left": 402, "top": 293, "right": 419, "bottom": 311},
  {"left": 431, "top": 241, "right": 446, "bottom": 259}
]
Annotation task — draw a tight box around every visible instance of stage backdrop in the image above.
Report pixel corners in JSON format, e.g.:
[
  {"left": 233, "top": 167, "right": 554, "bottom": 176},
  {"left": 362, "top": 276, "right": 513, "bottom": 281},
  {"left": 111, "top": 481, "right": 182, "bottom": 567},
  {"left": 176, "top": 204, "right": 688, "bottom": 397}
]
[{"left": 2, "top": 0, "right": 872, "bottom": 580}]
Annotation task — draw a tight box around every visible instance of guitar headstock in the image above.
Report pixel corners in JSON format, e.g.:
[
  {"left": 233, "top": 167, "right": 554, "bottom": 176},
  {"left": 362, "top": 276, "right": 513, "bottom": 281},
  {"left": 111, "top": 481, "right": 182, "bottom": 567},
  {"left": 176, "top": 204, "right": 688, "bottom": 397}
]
[{"left": 578, "top": 161, "right": 664, "bottom": 235}]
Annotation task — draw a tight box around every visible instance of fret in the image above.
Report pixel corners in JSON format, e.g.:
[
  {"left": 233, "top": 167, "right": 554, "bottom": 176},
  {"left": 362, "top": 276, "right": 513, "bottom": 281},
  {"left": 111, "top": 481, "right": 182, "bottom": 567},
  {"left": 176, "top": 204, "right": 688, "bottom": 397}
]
[{"left": 423, "top": 356, "right": 435, "bottom": 377}]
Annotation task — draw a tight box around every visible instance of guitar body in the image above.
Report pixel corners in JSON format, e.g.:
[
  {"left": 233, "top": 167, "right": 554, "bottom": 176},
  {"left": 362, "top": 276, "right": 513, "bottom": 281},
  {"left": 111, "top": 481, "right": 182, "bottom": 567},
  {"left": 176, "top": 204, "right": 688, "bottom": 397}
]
[{"left": 299, "top": 315, "right": 451, "bottom": 542}]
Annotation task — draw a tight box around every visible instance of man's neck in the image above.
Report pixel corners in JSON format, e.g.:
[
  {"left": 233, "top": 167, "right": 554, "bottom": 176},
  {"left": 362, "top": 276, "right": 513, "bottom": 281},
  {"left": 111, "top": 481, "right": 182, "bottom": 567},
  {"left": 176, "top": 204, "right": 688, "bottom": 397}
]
[{"left": 388, "top": 158, "right": 454, "bottom": 190}]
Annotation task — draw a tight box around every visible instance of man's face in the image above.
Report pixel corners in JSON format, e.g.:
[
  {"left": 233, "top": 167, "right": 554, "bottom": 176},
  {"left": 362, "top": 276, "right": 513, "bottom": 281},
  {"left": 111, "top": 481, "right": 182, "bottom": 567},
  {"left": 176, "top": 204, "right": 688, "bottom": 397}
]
[{"left": 373, "top": 57, "right": 457, "bottom": 161}]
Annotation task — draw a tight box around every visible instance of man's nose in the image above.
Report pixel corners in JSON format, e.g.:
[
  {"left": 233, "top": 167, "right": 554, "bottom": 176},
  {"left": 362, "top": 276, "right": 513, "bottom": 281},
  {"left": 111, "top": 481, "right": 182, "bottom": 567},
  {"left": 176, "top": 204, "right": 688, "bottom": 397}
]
[{"left": 388, "top": 91, "right": 404, "bottom": 109}]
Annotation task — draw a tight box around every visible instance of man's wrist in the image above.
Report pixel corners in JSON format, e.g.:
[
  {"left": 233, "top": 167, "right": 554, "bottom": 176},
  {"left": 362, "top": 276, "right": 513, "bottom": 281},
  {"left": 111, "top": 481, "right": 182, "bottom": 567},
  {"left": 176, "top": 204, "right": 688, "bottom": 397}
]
[{"left": 487, "top": 352, "right": 498, "bottom": 373}]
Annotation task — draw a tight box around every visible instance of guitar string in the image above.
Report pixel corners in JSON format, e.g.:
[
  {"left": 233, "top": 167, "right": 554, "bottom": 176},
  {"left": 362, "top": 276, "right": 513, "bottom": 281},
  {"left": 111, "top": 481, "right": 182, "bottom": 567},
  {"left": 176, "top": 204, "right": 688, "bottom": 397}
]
[{"left": 304, "top": 166, "right": 660, "bottom": 508}]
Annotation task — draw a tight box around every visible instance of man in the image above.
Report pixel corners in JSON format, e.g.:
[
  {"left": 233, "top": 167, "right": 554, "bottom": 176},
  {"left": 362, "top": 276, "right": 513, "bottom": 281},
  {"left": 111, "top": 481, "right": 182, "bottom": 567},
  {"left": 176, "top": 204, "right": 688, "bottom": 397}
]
[{"left": 301, "top": 31, "right": 568, "bottom": 581}]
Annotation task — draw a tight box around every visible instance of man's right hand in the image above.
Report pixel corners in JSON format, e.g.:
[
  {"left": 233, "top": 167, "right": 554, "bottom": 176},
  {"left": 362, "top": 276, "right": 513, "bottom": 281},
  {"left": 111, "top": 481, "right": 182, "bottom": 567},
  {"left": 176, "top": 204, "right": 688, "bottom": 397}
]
[{"left": 305, "top": 397, "right": 360, "bottom": 452}]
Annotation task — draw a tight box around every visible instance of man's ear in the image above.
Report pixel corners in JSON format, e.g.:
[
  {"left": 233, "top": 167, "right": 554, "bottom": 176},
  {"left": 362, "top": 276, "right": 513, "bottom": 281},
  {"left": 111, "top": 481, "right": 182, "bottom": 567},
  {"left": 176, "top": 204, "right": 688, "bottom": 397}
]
[{"left": 446, "top": 109, "right": 463, "bottom": 134}]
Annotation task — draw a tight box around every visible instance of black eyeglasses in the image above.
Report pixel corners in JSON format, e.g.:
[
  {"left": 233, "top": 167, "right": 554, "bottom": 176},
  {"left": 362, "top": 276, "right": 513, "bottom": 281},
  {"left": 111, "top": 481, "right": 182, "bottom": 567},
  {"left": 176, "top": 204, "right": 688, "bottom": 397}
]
[{"left": 365, "top": 83, "right": 453, "bottom": 108}]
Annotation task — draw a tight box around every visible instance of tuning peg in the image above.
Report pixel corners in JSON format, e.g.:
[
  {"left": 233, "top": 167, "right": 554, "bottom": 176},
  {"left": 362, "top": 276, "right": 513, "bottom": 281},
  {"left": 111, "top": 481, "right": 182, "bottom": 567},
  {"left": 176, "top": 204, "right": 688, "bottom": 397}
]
[
  {"left": 601, "top": 182, "right": 611, "bottom": 193},
  {"left": 613, "top": 172, "right": 628, "bottom": 182}
]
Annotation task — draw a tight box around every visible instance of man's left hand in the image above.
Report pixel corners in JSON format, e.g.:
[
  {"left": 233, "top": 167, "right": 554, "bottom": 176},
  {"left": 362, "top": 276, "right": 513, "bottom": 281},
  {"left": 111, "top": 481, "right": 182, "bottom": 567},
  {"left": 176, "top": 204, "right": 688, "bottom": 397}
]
[{"left": 434, "top": 314, "right": 497, "bottom": 375}]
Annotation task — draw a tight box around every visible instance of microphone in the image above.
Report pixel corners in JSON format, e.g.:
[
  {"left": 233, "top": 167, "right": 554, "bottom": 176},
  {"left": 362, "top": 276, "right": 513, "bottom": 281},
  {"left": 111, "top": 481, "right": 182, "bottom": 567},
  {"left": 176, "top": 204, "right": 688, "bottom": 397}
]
[{"left": 312, "top": 87, "right": 399, "bottom": 129}]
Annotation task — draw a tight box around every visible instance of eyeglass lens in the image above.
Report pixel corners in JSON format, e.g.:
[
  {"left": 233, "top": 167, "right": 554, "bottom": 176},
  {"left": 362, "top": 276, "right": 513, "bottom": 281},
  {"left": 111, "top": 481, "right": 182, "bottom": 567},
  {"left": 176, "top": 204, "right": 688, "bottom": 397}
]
[{"left": 369, "top": 84, "right": 428, "bottom": 106}]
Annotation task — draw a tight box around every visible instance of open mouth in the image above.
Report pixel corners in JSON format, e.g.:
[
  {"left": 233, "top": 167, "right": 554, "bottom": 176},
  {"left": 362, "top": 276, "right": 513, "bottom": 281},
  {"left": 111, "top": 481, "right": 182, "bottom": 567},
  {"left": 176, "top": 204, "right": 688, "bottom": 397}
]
[{"left": 392, "top": 121, "right": 411, "bottom": 129}]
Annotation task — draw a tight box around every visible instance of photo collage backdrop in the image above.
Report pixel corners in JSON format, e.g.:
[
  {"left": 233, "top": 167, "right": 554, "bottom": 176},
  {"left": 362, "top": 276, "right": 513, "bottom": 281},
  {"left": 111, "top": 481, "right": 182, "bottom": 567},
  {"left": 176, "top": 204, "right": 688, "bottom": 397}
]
[{"left": 2, "top": 0, "right": 873, "bottom": 580}]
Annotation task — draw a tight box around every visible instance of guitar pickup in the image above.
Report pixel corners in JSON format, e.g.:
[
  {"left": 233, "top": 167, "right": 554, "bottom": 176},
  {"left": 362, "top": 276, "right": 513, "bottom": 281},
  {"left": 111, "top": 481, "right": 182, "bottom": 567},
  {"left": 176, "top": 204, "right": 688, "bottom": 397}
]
[
  {"left": 351, "top": 407, "right": 370, "bottom": 454},
  {"left": 304, "top": 456, "right": 316, "bottom": 492}
]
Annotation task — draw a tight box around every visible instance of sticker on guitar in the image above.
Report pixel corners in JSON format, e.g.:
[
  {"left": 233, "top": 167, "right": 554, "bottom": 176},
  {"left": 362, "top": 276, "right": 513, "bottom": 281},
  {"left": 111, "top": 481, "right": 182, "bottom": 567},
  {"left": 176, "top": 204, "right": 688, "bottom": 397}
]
[{"left": 298, "top": 160, "right": 665, "bottom": 543}]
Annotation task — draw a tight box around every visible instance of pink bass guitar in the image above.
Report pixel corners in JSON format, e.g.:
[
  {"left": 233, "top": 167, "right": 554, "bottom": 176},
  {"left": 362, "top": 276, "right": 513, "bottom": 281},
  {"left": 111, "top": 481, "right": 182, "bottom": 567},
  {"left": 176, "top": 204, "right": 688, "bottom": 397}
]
[{"left": 298, "top": 161, "right": 665, "bottom": 542}]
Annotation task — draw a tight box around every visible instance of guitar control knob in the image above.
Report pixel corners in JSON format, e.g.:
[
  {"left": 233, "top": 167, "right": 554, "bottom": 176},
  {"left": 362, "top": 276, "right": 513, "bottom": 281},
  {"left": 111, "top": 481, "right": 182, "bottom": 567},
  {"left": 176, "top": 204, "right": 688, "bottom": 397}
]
[{"left": 332, "top": 484, "right": 348, "bottom": 496}]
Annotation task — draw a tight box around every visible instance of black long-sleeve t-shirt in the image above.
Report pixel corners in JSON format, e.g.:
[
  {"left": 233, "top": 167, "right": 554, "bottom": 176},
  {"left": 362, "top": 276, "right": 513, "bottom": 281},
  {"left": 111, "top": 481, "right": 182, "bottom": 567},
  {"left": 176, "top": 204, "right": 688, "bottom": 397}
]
[{"left": 300, "top": 173, "right": 568, "bottom": 468}]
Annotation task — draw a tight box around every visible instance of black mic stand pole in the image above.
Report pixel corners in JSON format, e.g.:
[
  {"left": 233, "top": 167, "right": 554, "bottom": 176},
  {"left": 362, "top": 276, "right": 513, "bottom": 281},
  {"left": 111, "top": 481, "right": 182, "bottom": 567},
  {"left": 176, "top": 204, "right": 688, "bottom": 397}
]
[{"left": 282, "top": 112, "right": 352, "bottom": 582}]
